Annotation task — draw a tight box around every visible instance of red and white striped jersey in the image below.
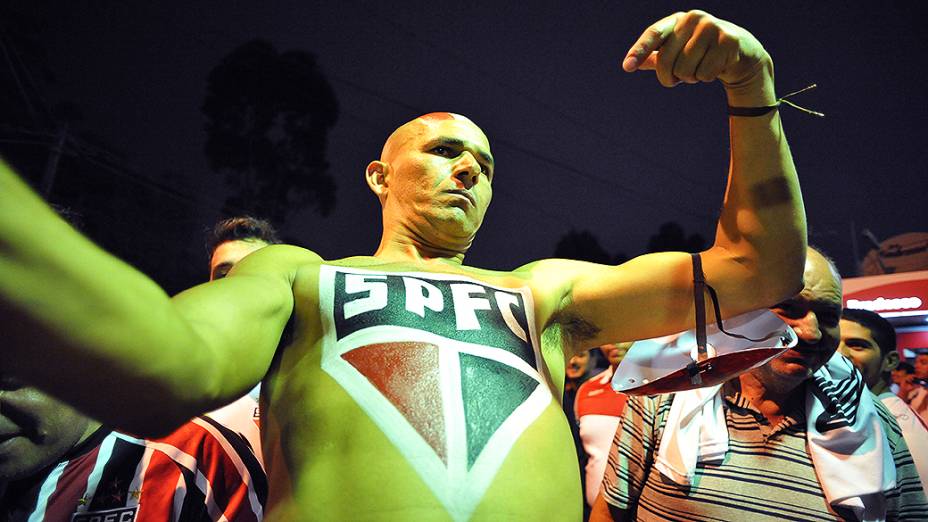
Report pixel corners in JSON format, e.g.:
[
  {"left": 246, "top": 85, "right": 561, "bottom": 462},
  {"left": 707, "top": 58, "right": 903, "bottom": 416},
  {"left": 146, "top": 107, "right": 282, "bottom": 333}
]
[{"left": 1, "top": 416, "right": 266, "bottom": 521}]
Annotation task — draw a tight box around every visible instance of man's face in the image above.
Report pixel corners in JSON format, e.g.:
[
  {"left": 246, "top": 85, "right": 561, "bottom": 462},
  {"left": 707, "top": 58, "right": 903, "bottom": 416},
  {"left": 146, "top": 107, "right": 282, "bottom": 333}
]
[
  {"left": 381, "top": 115, "right": 494, "bottom": 250},
  {"left": 915, "top": 354, "right": 928, "bottom": 379},
  {"left": 566, "top": 351, "right": 590, "bottom": 380},
  {"left": 838, "top": 319, "right": 890, "bottom": 389},
  {"left": 600, "top": 342, "right": 632, "bottom": 368},
  {"left": 898, "top": 373, "right": 917, "bottom": 399},
  {"left": 764, "top": 251, "right": 843, "bottom": 381},
  {"left": 891, "top": 367, "right": 910, "bottom": 386},
  {"left": 0, "top": 377, "right": 95, "bottom": 481},
  {"left": 209, "top": 238, "right": 269, "bottom": 280}
]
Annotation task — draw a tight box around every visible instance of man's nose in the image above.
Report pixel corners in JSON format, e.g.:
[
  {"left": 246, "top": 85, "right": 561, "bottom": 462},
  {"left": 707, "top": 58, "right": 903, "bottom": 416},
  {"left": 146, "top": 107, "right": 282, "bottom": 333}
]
[
  {"left": 791, "top": 310, "right": 822, "bottom": 344},
  {"left": 453, "top": 152, "right": 481, "bottom": 189}
]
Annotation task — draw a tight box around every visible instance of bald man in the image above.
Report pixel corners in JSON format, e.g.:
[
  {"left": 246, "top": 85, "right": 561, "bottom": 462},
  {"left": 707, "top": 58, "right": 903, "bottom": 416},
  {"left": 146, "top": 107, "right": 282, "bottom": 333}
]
[
  {"left": 593, "top": 249, "right": 928, "bottom": 520},
  {"left": 0, "top": 10, "right": 806, "bottom": 520}
]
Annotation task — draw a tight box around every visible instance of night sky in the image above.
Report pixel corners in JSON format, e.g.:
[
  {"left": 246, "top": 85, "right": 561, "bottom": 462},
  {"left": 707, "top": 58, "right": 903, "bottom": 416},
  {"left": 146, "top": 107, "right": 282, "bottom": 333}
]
[{"left": 7, "top": 1, "right": 928, "bottom": 280}]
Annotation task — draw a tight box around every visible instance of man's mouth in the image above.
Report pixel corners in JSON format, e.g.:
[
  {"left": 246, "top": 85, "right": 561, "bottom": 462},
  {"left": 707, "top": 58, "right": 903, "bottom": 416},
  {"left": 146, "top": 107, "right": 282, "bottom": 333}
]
[{"left": 446, "top": 189, "right": 475, "bottom": 206}]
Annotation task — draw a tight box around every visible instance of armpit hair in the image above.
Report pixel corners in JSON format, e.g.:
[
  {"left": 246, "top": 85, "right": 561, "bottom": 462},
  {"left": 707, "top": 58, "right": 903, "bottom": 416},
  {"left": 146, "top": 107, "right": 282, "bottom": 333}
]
[{"left": 548, "top": 309, "right": 601, "bottom": 348}]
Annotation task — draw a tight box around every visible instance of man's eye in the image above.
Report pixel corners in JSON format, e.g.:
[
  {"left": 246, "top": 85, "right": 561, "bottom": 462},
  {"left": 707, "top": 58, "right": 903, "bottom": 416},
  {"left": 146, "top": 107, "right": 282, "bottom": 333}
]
[
  {"left": 844, "top": 340, "right": 872, "bottom": 351},
  {"left": 432, "top": 146, "right": 452, "bottom": 156}
]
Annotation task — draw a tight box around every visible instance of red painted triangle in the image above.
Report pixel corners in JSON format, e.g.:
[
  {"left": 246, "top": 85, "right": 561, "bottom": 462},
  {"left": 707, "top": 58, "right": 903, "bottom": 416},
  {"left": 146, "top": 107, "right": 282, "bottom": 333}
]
[{"left": 342, "top": 342, "right": 448, "bottom": 465}]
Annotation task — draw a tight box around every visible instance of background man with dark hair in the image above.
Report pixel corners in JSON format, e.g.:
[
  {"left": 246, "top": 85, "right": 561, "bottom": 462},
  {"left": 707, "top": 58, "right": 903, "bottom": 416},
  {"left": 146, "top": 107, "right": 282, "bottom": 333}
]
[
  {"left": 892, "top": 360, "right": 915, "bottom": 395},
  {"left": 202, "top": 216, "right": 282, "bottom": 464},
  {"left": 915, "top": 352, "right": 928, "bottom": 381},
  {"left": 841, "top": 308, "right": 928, "bottom": 495},
  {"left": 207, "top": 216, "right": 282, "bottom": 281},
  {"left": 1, "top": 11, "right": 809, "bottom": 519},
  {"left": 839, "top": 308, "right": 900, "bottom": 398}
]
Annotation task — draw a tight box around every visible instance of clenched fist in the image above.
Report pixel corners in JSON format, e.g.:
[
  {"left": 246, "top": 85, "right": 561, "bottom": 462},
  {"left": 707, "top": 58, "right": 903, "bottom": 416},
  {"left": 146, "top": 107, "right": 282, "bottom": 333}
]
[{"left": 624, "top": 11, "right": 775, "bottom": 106}]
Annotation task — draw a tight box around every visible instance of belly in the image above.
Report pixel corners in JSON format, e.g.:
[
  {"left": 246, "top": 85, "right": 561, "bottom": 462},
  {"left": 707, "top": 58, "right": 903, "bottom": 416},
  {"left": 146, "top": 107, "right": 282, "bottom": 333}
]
[{"left": 260, "top": 343, "right": 581, "bottom": 521}]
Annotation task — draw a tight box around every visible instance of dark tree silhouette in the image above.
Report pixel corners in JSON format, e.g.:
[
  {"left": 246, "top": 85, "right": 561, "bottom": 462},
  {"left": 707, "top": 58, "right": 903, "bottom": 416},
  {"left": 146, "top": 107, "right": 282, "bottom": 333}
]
[
  {"left": 646, "top": 221, "right": 706, "bottom": 254},
  {"left": 203, "top": 39, "right": 339, "bottom": 224},
  {"left": 554, "top": 229, "right": 615, "bottom": 264}
]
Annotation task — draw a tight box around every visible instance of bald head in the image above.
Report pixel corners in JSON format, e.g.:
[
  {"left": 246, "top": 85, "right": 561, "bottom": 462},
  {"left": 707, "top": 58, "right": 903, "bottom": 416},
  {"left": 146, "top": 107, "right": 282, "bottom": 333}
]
[
  {"left": 365, "top": 112, "right": 495, "bottom": 257},
  {"left": 755, "top": 246, "right": 843, "bottom": 384},
  {"left": 381, "top": 113, "right": 481, "bottom": 163},
  {"left": 806, "top": 247, "right": 841, "bottom": 288}
]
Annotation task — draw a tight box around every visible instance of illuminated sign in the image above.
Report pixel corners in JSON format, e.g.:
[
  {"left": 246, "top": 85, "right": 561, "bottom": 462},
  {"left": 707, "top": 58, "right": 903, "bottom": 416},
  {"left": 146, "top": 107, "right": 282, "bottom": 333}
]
[
  {"left": 843, "top": 272, "right": 928, "bottom": 316},
  {"left": 846, "top": 296, "right": 923, "bottom": 312}
]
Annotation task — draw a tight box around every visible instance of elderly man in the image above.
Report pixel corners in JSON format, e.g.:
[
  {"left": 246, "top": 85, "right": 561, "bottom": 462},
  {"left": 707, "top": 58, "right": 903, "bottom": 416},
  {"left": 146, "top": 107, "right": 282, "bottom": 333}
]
[
  {"left": 1, "top": 10, "right": 807, "bottom": 520},
  {"left": 593, "top": 249, "right": 928, "bottom": 521},
  {"left": 840, "top": 308, "right": 928, "bottom": 495}
]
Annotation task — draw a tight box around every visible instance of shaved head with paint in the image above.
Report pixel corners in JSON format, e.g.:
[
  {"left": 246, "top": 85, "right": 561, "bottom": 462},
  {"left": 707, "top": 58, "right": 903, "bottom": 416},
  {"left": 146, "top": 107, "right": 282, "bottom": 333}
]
[
  {"left": 1, "top": 9, "right": 813, "bottom": 521},
  {"left": 367, "top": 112, "right": 495, "bottom": 260}
]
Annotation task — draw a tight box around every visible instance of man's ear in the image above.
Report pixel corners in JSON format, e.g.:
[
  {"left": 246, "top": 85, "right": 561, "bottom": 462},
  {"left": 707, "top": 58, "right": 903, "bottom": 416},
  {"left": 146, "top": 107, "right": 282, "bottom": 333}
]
[
  {"left": 882, "top": 350, "right": 900, "bottom": 373},
  {"left": 366, "top": 161, "right": 390, "bottom": 198},
  {"left": 364, "top": 161, "right": 390, "bottom": 201}
]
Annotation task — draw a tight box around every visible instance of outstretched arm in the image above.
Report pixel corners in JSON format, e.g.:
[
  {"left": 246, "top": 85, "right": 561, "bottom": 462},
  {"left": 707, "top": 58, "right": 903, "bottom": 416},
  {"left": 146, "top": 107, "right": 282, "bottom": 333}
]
[
  {"left": 0, "top": 159, "right": 312, "bottom": 435},
  {"left": 528, "top": 11, "right": 806, "bottom": 353}
]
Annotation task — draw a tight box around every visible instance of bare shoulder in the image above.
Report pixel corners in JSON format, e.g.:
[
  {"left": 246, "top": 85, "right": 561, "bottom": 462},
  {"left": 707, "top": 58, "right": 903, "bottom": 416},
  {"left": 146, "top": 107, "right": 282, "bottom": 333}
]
[
  {"left": 235, "top": 244, "right": 324, "bottom": 273},
  {"left": 510, "top": 253, "right": 695, "bottom": 350},
  {"left": 212, "top": 244, "right": 323, "bottom": 306},
  {"left": 512, "top": 257, "right": 600, "bottom": 299},
  {"left": 515, "top": 252, "right": 694, "bottom": 300},
  {"left": 174, "top": 244, "right": 323, "bottom": 315}
]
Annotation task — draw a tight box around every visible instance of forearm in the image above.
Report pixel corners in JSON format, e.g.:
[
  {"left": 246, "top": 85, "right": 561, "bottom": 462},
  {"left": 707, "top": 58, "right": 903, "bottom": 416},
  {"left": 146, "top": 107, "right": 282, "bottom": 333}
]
[
  {"left": 0, "top": 160, "right": 216, "bottom": 434},
  {"left": 711, "top": 62, "right": 807, "bottom": 305}
]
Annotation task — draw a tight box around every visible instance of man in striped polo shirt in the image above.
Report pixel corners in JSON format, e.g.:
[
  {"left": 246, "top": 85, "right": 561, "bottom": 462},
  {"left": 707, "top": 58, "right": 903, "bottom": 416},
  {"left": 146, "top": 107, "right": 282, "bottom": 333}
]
[
  {"left": 0, "top": 375, "right": 267, "bottom": 521},
  {"left": 593, "top": 248, "right": 928, "bottom": 521}
]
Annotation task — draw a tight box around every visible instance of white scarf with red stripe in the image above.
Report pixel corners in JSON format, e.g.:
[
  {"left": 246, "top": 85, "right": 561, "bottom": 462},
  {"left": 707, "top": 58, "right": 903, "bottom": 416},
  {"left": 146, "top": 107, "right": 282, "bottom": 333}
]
[{"left": 655, "top": 352, "right": 896, "bottom": 521}]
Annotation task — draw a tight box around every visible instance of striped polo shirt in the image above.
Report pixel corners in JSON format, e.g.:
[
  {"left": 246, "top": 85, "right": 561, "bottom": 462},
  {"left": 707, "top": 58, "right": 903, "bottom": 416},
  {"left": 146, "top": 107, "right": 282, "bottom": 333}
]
[{"left": 602, "top": 383, "right": 928, "bottom": 521}]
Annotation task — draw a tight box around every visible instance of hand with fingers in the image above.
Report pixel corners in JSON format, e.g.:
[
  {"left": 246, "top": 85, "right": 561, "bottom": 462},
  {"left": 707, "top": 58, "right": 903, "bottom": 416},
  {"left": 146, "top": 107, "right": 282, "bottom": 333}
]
[{"left": 624, "top": 10, "right": 775, "bottom": 106}]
